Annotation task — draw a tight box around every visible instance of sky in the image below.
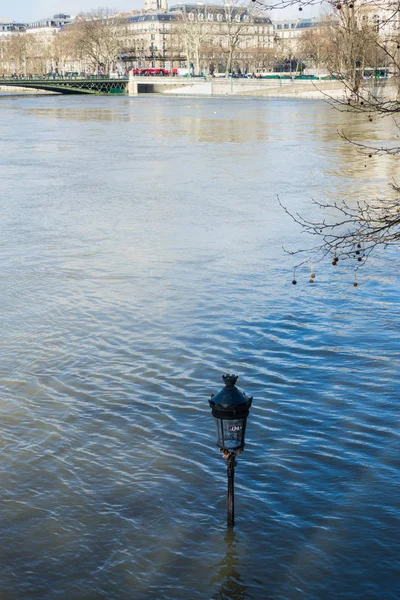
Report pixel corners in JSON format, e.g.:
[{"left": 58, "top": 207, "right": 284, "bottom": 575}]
[{"left": 0, "top": 0, "right": 319, "bottom": 24}]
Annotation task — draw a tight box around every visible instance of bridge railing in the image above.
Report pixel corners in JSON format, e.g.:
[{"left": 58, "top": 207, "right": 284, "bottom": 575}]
[
  {"left": 0, "top": 75, "right": 129, "bottom": 82},
  {"left": 1, "top": 74, "right": 207, "bottom": 83}
]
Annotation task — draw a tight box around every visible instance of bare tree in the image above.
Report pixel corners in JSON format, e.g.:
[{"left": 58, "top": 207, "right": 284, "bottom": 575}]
[
  {"left": 0, "top": 33, "right": 29, "bottom": 75},
  {"left": 297, "top": 18, "right": 336, "bottom": 70},
  {"left": 256, "top": 0, "right": 400, "bottom": 281},
  {"left": 218, "top": 0, "right": 269, "bottom": 75},
  {"left": 68, "top": 8, "right": 127, "bottom": 75},
  {"left": 243, "top": 46, "right": 276, "bottom": 73},
  {"left": 174, "top": 6, "right": 214, "bottom": 74},
  {"left": 52, "top": 29, "right": 76, "bottom": 74}
]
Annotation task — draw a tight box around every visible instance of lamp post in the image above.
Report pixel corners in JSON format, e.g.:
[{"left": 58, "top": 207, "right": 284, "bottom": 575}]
[{"left": 209, "top": 374, "right": 253, "bottom": 528}]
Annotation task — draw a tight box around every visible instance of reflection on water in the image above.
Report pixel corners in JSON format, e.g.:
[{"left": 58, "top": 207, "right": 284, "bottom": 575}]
[
  {"left": 158, "top": 115, "right": 269, "bottom": 144},
  {"left": 211, "top": 531, "right": 254, "bottom": 600},
  {"left": 0, "top": 95, "right": 399, "bottom": 600},
  {"left": 24, "top": 106, "right": 131, "bottom": 122}
]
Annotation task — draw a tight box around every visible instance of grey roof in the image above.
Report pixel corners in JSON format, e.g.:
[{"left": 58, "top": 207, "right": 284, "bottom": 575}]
[
  {"left": 129, "top": 13, "right": 176, "bottom": 22},
  {"left": 273, "top": 18, "right": 319, "bottom": 30},
  {"left": 27, "top": 14, "right": 73, "bottom": 28},
  {"left": 296, "top": 19, "right": 318, "bottom": 29},
  {"left": 0, "top": 21, "right": 27, "bottom": 29}
]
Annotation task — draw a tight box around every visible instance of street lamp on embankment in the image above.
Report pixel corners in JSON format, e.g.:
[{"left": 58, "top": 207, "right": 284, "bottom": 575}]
[{"left": 209, "top": 374, "right": 253, "bottom": 528}]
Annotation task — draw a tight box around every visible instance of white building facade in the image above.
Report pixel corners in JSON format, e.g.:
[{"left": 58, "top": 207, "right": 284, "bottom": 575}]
[{"left": 122, "top": 3, "right": 274, "bottom": 73}]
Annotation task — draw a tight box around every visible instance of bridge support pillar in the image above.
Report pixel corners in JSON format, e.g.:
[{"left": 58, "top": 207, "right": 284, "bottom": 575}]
[{"left": 128, "top": 75, "right": 138, "bottom": 96}]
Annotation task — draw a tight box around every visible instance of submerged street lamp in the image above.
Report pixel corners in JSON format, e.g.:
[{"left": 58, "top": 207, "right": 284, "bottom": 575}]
[{"left": 209, "top": 374, "right": 253, "bottom": 527}]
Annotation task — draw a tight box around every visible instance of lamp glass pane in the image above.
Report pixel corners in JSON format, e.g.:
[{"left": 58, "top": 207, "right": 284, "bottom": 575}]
[
  {"left": 222, "top": 417, "right": 245, "bottom": 449},
  {"left": 214, "top": 418, "right": 224, "bottom": 447}
]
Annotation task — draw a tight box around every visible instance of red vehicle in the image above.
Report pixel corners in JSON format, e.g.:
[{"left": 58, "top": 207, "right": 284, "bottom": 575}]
[
  {"left": 130, "top": 68, "right": 178, "bottom": 76},
  {"left": 135, "top": 68, "right": 168, "bottom": 76}
]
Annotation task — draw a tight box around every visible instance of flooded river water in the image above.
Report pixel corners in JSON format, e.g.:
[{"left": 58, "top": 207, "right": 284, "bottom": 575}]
[{"left": 0, "top": 94, "right": 399, "bottom": 600}]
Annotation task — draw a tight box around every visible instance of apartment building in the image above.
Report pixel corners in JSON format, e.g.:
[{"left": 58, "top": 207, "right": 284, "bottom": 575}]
[
  {"left": 357, "top": 0, "right": 400, "bottom": 38},
  {"left": 26, "top": 14, "right": 73, "bottom": 39},
  {"left": 121, "top": 3, "right": 274, "bottom": 73},
  {"left": 273, "top": 17, "right": 319, "bottom": 55}
]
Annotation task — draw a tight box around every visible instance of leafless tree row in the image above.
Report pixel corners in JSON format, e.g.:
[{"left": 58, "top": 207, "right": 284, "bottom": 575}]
[
  {"left": 275, "top": 1, "right": 400, "bottom": 282},
  {"left": 0, "top": 2, "right": 275, "bottom": 77}
]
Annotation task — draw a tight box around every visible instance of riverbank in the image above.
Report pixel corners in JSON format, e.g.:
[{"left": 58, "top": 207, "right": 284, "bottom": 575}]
[
  {"left": 1, "top": 79, "right": 397, "bottom": 102},
  {"left": 0, "top": 86, "right": 55, "bottom": 96},
  {"left": 162, "top": 78, "right": 398, "bottom": 100}
]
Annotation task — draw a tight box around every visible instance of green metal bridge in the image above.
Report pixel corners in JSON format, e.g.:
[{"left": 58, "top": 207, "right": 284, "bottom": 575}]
[{"left": 0, "top": 76, "right": 128, "bottom": 95}]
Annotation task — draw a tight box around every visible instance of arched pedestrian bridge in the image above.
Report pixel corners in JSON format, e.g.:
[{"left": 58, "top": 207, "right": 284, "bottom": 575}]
[
  {"left": 0, "top": 75, "right": 209, "bottom": 95},
  {"left": 0, "top": 76, "right": 129, "bottom": 95}
]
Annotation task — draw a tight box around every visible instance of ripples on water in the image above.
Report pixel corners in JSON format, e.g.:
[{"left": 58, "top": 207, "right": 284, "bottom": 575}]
[{"left": 0, "top": 95, "right": 399, "bottom": 600}]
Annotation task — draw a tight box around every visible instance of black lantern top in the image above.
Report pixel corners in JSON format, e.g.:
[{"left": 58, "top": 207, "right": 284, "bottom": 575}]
[
  {"left": 210, "top": 374, "right": 252, "bottom": 413},
  {"left": 209, "top": 374, "right": 253, "bottom": 452},
  {"left": 223, "top": 374, "right": 238, "bottom": 386}
]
